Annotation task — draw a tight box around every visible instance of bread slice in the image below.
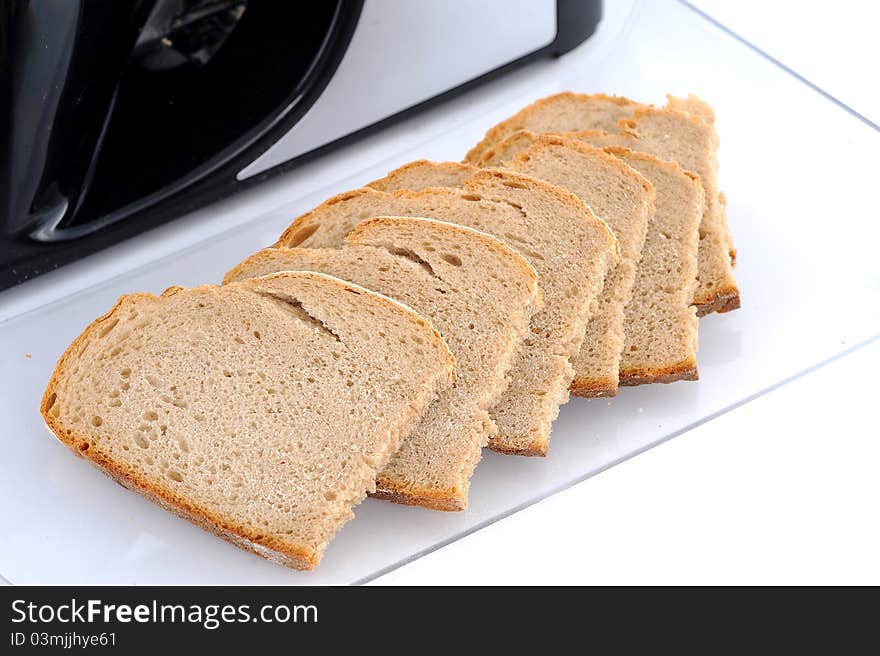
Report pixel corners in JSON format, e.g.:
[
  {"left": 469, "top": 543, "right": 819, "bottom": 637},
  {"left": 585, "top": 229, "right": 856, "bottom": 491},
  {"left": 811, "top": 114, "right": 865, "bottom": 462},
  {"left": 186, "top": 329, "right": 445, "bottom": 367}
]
[
  {"left": 278, "top": 169, "right": 619, "bottom": 456},
  {"left": 480, "top": 130, "right": 704, "bottom": 385},
  {"left": 499, "top": 136, "right": 654, "bottom": 396},
  {"left": 466, "top": 92, "right": 739, "bottom": 316},
  {"left": 661, "top": 95, "right": 734, "bottom": 267},
  {"left": 474, "top": 130, "right": 558, "bottom": 170},
  {"left": 616, "top": 108, "right": 737, "bottom": 314},
  {"left": 666, "top": 95, "right": 733, "bottom": 266},
  {"left": 369, "top": 160, "right": 475, "bottom": 191},
  {"left": 666, "top": 93, "right": 716, "bottom": 129},
  {"left": 225, "top": 218, "right": 540, "bottom": 510},
  {"left": 464, "top": 92, "right": 639, "bottom": 163},
  {"left": 41, "top": 271, "right": 454, "bottom": 570},
  {"left": 609, "top": 147, "right": 703, "bottom": 384},
  {"left": 372, "top": 141, "right": 655, "bottom": 397}
]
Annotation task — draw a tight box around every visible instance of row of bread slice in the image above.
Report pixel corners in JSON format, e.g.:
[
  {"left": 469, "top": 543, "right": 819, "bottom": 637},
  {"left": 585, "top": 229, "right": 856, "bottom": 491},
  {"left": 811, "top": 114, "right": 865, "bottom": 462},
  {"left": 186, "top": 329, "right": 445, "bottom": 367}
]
[
  {"left": 222, "top": 90, "right": 733, "bottom": 514},
  {"left": 42, "top": 170, "right": 617, "bottom": 569},
  {"left": 225, "top": 214, "right": 547, "bottom": 510},
  {"left": 42, "top": 92, "right": 735, "bottom": 570},
  {"left": 466, "top": 92, "right": 739, "bottom": 315},
  {"left": 41, "top": 218, "right": 544, "bottom": 567}
]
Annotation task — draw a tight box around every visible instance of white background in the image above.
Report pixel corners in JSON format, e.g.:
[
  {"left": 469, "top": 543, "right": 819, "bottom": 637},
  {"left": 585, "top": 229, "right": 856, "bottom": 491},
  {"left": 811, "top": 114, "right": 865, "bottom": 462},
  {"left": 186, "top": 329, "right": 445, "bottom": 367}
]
[
  {"left": 2, "top": 0, "right": 878, "bottom": 587},
  {"left": 684, "top": 0, "right": 880, "bottom": 126},
  {"left": 372, "top": 0, "right": 880, "bottom": 585}
]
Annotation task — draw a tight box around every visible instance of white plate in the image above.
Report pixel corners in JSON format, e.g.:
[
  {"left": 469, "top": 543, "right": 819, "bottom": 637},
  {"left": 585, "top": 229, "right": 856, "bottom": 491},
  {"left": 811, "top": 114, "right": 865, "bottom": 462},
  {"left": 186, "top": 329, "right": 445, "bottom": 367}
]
[{"left": 2, "top": 0, "right": 878, "bottom": 584}]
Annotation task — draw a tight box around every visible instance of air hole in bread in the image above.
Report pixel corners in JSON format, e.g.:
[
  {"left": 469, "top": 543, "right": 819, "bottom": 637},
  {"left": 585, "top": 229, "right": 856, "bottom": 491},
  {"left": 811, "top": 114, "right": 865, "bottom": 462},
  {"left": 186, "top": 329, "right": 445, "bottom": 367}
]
[
  {"left": 98, "top": 318, "right": 119, "bottom": 338},
  {"left": 120, "top": 368, "right": 131, "bottom": 378},
  {"left": 256, "top": 293, "right": 342, "bottom": 343},
  {"left": 287, "top": 223, "right": 319, "bottom": 247},
  {"left": 167, "top": 470, "right": 183, "bottom": 483},
  {"left": 91, "top": 415, "right": 103, "bottom": 427},
  {"left": 143, "top": 411, "right": 158, "bottom": 421},
  {"left": 146, "top": 374, "right": 160, "bottom": 387},
  {"left": 504, "top": 238, "right": 544, "bottom": 260},
  {"left": 441, "top": 253, "right": 462, "bottom": 266},
  {"left": 385, "top": 246, "right": 437, "bottom": 278},
  {"left": 134, "top": 434, "right": 149, "bottom": 449},
  {"left": 501, "top": 180, "right": 527, "bottom": 189},
  {"left": 460, "top": 194, "right": 482, "bottom": 201}
]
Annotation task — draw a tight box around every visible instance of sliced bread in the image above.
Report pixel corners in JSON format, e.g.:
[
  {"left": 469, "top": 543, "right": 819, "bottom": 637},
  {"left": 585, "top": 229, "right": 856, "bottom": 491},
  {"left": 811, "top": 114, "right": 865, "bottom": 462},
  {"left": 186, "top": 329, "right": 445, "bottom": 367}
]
[
  {"left": 464, "top": 92, "right": 639, "bottom": 162},
  {"left": 482, "top": 130, "right": 704, "bottom": 384},
  {"left": 277, "top": 169, "right": 619, "bottom": 455},
  {"left": 41, "top": 271, "right": 454, "bottom": 570},
  {"left": 500, "top": 136, "right": 655, "bottom": 396},
  {"left": 477, "top": 127, "right": 640, "bottom": 168},
  {"left": 225, "top": 217, "right": 541, "bottom": 510},
  {"left": 369, "top": 160, "right": 475, "bottom": 191},
  {"left": 608, "top": 146, "right": 703, "bottom": 383},
  {"left": 466, "top": 92, "right": 739, "bottom": 316},
  {"left": 616, "top": 107, "right": 737, "bottom": 314},
  {"left": 374, "top": 141, "right": 655, "bottom": 397},
  {"left": 666, "top": 94, "right": 732, "bottom": 265},
  {"left": 652, "top": 95, "right": 733, "bottom": 266},
  {"left": 667, "top": 93, "right": 716, "bottom": 129}
]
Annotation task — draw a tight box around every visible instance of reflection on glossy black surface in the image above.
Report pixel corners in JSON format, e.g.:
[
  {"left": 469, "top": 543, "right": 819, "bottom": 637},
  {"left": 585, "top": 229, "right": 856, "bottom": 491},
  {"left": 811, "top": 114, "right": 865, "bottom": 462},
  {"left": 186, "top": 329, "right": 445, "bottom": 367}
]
[
  {"left": 133, "top": 0, "right": 248, "bottom": 71},
  {"left": 3, "top": 1, "right": 145, "bottom": 237},
  {"left": 0, "top": 0, "right": 601, "bottom": 291},
  {"left": 0, "top": 0, "right": 353, "bottom": 287},
  {"left": 71, "top": 0, "right": 338, "bottom": 232},
  {"left": 12, "top": 1, "right": 338, "bottom": 237}
]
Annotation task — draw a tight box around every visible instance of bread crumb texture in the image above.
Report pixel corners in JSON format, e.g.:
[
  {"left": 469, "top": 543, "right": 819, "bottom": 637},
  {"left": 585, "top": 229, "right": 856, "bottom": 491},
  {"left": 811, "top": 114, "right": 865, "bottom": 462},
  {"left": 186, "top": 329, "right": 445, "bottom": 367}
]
[
  {"left": 226, "top": 217, "right": 540, "bottom": 509},
  {"left": 278, "top": 169, "right": 618, "bottom": 455},
  {"left": 41, "top": 271, "right": 453, "bottom": 569}
]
